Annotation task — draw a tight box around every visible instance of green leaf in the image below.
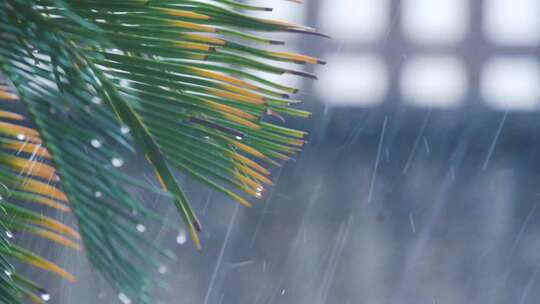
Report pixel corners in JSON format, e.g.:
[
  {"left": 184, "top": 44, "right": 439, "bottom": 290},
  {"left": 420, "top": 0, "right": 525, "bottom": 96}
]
[{"left": 0, "top": 0, "right": 324, "bottom": 302}]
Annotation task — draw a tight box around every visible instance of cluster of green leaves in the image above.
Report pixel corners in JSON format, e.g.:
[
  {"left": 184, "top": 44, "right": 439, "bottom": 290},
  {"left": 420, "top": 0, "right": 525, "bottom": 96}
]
[{"left": 0, "top": 0, "right": 324, "bottom": 303}]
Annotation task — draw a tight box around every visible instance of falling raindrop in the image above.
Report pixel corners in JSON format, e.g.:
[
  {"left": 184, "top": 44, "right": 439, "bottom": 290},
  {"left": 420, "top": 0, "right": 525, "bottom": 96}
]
[
  {"left": 4, "top": 270, "right": 12, "bottom": 277},
  {"left": 118, "top": 293, "right": 131, "bottom": 304},
  {"left": 111, "top": 158, "right": 124, "bottom": 168},
  {"left": 176, "top": 231, "right": 187, "bottom": 245},
  {"left": 136, "top": 224, "right": 146, "bottom": 233},
  {"left": 158, "top": 265, "right": 168, "bottom": 274},
  {"left": 16, "top": 134, "right": 25, "bottom": 141},
  {"left": 120, "top": 125, "right": 130, "bottom": 135},
  {"left": 90, "top": 139, "right": 102, "bottom": 148},
  {"left": 94, "top": 191, "right": 102, "bottom": 198},
  {"left": 41, "top": 293, "right": 50, "bottom": 302},
  {"left": 5, "top": 231, "right": 13, "bottom": 239},
  {"left": 91, "top": 97, "right": 102, "bottom": 105}
]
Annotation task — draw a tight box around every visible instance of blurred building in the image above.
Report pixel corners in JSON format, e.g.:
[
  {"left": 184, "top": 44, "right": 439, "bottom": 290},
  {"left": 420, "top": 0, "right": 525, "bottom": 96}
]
[{"left": 33, "top": 1, "right": 540, "bottom": 303}]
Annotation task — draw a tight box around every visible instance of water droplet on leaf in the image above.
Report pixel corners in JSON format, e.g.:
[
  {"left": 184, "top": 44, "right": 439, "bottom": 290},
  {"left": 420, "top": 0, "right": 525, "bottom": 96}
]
[
  {"left": 136, "top": 224, "right": 146, "bottom": 233},
  {"left": 158, "top": 265, "right": 168, "bottom": 274},
  {"left": 120, "top": 79, "right": 130, "bottom": 87},
  {"left": 90, "top": 139, "right": 102, "bottom": 148},
  {"left": 111, "top": 158, "right": 124, "bottom": 168},
  {"left": 120, "top": 126, "right": 130, "bottom": 134},
  {"left": 118, "top": 293, "right": 131, "bottom": 304},
  {"left": 91, "top": 97, "right": 102, "bottom": 105}
]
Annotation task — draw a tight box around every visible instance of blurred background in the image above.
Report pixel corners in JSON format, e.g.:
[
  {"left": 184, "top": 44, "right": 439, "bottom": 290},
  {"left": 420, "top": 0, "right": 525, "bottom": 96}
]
[{"left": 33, "top": 0, "right": 540, "bottom": 303}]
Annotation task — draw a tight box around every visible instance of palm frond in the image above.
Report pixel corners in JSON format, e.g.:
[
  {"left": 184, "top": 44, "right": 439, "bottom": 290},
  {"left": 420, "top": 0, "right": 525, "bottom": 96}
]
[
  {"left": 0, "top": 82, "right": 76, "bottom": 303},
  {"left": 0, "top": 0, "right": 324, "bottom": 302}
]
